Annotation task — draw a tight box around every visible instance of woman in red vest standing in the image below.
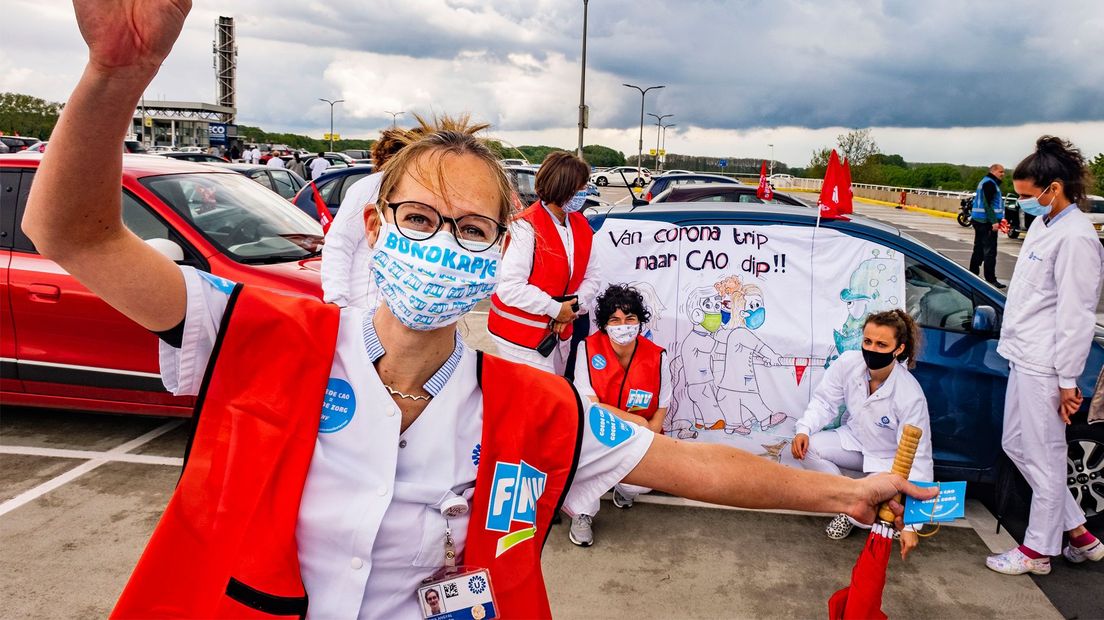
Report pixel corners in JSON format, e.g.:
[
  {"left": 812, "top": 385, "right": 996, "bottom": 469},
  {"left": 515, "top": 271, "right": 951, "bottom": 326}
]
[
  {"left": 489, "top": 152, "right": 600, "bottom": 374},
  {"left": 24, "top": 4, "right": 936, "bottom": 618},
  {"left": 569, "top": 284, "right": 671, "bottom": 546}
]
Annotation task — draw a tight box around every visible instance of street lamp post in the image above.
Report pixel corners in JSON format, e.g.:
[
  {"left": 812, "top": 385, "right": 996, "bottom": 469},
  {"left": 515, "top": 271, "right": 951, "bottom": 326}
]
[
  {"left": 623, "top": 83, "right": 665, "bottom": 181},
  {"left": 768, "top": 143, "right": 775, "bottom": 177},
  {"left": 319, "top": 98, "right": 344, "bottom": 152},
  {"left": 576, "top": 0, "right": 589, "bottom": 157},
  {"left": 660, "top": 122, "right": 676, "bottom": 170},
  {"left": 384, "top": 110, "right": 405, "bottom": 128},
  {"left": 647, "top": 112, "right": 673, "bottom": 170}
]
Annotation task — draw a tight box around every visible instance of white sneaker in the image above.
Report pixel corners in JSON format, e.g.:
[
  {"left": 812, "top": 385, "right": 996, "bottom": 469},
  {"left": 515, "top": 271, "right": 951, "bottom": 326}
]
[
  {"left": 1063, "top": 538, "right": 1104, "bottom": 563},
  {"left": 986, "top": 547, "right": 1051, "bottom": 575},
  {"left": 612, "top": 488, "right": 633, "bottom": 509},
  {"left": 569, "top": 514, "right": 593, "bottom": 547},
  {"left": 826, "top": 513, "right": 853, "bottom": 540}
]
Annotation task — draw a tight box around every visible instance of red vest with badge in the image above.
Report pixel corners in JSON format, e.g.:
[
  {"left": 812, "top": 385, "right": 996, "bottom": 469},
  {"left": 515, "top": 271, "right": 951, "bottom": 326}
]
[
  {"left": 112, "top": 286, "right": 583, "bottom": 620},
  {"left": 585, "top": 332, "right": 664, "bottom": 420},
  {"left": 488, "top": 201, "right": 593, "bottom": 348}
]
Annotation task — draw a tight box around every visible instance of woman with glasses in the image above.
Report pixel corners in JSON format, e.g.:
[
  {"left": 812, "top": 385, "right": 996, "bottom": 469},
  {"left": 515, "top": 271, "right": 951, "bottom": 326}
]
[
  {"left": 489, "top": 151, "right": 601, "bottom": 374},
  {"left": 568, "top": 284, "right": 670, "bottom": 547},
  {"left": 24, "top": 3, "right": 934, "bottom": 618}
]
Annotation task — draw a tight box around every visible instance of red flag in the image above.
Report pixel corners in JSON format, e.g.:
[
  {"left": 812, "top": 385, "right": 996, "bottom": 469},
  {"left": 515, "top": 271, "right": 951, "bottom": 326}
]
[
  {"left": 310, "top": 181, "right": 333, "bottom": 233},
  {"left": 756, "top": 160, "right": 774, "bottom": 201},
  {"left": 828, "top": 523, "right": 893, "bottom": 620},
  {"left": 840, "top": 158, "right": 854, "bottom": 215},
  {"left": 817, "top": 150, "right": 844, "bottom": 218}
]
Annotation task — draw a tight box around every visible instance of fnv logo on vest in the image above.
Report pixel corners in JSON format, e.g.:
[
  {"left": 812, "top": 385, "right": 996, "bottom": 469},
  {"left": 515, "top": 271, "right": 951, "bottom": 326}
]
[
  {"left": 486, "top": 460, "right": 547, "bottom": 557},
  {"left": 625, "top": 389, "right": 653, "bottom": 411}
]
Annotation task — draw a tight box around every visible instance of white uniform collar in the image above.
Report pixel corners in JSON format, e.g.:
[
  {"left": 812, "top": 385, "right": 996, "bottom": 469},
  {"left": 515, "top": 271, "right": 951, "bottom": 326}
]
[{"left": 362, "top": 310, "right": 465, "bottom": 396}]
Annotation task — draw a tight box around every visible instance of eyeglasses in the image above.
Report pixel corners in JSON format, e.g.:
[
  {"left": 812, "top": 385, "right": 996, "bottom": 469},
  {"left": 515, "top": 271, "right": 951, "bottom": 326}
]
[{"left": 382, "top": 200, "right": 506, "bottom": 253}]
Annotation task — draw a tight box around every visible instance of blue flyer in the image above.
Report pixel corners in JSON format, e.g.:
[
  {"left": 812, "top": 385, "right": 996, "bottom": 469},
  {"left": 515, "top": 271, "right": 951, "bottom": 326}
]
[{"left": 903, "top": 481, "right": 967, "bottom": 526}]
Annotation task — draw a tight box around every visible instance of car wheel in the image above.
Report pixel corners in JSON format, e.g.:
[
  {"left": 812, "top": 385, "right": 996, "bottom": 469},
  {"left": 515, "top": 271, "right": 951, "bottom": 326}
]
[
  {"left": 1067, "top": 421, "right": 1104, "bottom": 519},
  {"left": 956, "top": 212, "right": 971, "bottom": 227},
  {"left": 633, "top": 178, "right": 645, "bottom": 188},
  {"left": 1007, "top": 228, "right": 1020, "bottom": 240},
  {"left": 595, "top": 176, "right": 608, "bottom": 187}
]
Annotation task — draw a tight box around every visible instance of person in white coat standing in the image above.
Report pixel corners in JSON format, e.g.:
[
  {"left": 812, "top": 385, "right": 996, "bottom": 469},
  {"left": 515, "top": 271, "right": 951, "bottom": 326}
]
[
  {"left": 321, "top": 128, "right": 412, "bottom": 309},
  {"left": 792, "top": 309, "right": 932, "bottom": 560},
  {"left": 986, "top": 136, "right": 1104, "bottom": 576}
]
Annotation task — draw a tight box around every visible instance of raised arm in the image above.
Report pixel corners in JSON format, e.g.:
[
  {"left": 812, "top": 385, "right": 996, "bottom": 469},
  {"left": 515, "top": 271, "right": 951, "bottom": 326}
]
[
  {"left": 20, "top": 0, "right": 192, "bottom": 331},
  {"left": 624, "top": 434, "right": 936, "bottom": 526}
]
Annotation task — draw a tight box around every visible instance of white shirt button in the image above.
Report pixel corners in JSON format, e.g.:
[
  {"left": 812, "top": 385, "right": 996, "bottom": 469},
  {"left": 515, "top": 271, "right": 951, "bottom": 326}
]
[
  {"left": 350, "top": 557, "right": 363, "bottom": 570},
  {"left": 386, "top": 407, "right": 398, "bottom": 417},
  {"left": 377, "top": 486, "right": 388, "bottom": 496},
  {"left": 399, "top": 439, "right": 407, "bottom": 449}
]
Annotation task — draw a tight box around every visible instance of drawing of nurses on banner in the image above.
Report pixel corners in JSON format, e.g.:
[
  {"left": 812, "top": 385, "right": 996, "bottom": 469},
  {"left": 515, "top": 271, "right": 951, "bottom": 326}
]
[
  {"left": 668, "top": 286, "right": 728, "bottom": 437},
  {"left": 826, "top": 249, "right": 903, "bottom": 366},
  {"left": 711, "top": 275, "right": 790, "bottom": 436}
]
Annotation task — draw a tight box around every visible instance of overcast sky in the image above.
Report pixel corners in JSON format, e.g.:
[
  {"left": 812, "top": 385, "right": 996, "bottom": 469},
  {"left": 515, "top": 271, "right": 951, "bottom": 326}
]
[{"left": 3, "top": 0, "right": 1103, "bottom": 166}]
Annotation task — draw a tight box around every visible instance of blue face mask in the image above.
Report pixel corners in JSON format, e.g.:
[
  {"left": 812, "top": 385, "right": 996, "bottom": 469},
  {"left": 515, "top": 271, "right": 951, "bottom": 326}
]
[
  {"left": 563, "top": 190, "right": 588, "bottom": 213},
  {"left": 743, "top": 307, "right": 766, "bottom": 330},
  {"left": 1019, "top": 185, "right": 1056, "bottom": 217}
]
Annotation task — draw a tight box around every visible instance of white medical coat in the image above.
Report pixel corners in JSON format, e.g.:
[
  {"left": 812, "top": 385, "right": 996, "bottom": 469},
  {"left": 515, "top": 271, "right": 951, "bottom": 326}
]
[{"left": 794, "top": 350, "right": 933, "bottom": 480}]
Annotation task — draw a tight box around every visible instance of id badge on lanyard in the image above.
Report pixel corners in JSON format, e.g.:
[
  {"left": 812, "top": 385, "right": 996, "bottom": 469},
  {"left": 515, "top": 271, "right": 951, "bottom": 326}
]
[{"left": 418, "top": 499, "right": 498, "bottom": 619}]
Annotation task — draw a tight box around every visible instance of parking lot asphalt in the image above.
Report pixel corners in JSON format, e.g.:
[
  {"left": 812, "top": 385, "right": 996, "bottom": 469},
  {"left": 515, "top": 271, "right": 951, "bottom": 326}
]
[{"left": 1, "top": 188, "right": 1101, "bottom": 619}]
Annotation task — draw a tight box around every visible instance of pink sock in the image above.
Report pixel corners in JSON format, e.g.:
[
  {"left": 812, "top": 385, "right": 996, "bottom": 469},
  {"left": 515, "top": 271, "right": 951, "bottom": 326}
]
[
  {"left": 1069, "top": 531, "right": 1097, "bottom": 548},
  {"left": 1018, "top": 545, "right": 1045, "bottom": 559}
]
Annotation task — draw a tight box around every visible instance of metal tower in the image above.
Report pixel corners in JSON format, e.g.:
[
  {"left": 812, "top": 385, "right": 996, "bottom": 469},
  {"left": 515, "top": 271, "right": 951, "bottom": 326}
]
[{"left": 213, "top": 16, "right": 237, "bottom": 123}]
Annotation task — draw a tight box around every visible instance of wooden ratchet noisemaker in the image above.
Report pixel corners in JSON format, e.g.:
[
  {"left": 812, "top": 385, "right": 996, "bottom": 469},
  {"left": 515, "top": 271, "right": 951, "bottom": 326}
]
[{"left": 876, "top": 424, "right": 922, "bottom": 525}]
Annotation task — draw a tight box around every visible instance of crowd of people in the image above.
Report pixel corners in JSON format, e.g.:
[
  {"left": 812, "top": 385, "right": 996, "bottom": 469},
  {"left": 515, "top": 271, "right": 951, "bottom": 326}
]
[{"left": 19, "top": 2, "right": 1103, "bottom": 617}]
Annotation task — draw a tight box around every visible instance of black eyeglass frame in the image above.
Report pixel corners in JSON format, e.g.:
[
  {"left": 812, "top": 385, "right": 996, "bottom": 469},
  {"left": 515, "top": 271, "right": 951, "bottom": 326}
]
[{"left": 381, "top": 199, "right": 507, "bottom": 253}]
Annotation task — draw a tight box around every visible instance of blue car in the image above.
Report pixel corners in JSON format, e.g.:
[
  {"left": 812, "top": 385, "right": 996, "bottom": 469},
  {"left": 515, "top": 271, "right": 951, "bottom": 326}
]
[
  {"left": 584, "top": 202, "right": 1104, "bottom": 516},
  {"left": 291, "top": 165, "right": 375, "bottom": 220}
]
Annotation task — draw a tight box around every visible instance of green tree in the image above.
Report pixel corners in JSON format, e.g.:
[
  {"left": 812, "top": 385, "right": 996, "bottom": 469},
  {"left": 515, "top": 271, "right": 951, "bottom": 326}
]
[
  {"left": 0, "top": 92, "right": 63, "bottom": 139},
  {"left": 1089, "top": 153, "right": 1104, "bottom": 196},
  {"left": 836, "top": 129, "right": 879, "bottom": 166},
  {"left": 582, "top": 144, "right": 625, "bottom": 167}
]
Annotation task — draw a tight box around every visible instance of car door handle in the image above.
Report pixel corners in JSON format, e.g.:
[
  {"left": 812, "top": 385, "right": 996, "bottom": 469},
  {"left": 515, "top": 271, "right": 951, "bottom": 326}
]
[{"left": 27, "top": 284, "right": 61, "bottom": 302}]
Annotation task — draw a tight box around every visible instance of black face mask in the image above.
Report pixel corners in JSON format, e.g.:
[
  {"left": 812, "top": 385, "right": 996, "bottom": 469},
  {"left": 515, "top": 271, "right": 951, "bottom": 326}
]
[{"left": 861, "top": 347, "right": 897, "bottom": 370}]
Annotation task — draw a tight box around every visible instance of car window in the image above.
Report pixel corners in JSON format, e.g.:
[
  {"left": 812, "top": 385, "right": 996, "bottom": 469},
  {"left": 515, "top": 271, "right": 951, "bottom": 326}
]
[
  {"left": 319, "top": 177, "right": 342, "bottom": 204},
  {"left": 338, "top": 173, "right": 372, "bottom": 203},
  {"left": 269, "top": 171, "right": 298, "bottom": 199},
  {"left": 122, "top": 192, "right": 171, "bottom": 241},
  {"left": 1, "top": 170, "right": 19, "bottom": 248},
  {"left": 903, "top": 257, "right": 976, "bottom": 331},
  {"left": 12, "top": 170, "right": 36, "bottom": 252},
  {"left": 1088, "top": 198, "right": 1104, "bottom": 214},
  {"left": 142, "top": 173, "right": 322, "bottom": 262},
  {"left": 510, "top": 171, "right": 536, "bottom": 197},
  {"left": 736, "top": 193, "right": 763, "bottom": 203},
  {"left": 690, "top": 194, "right": 730, "bottom": 202},
  {"left": 249, "top": 171, "right": 275, "bottom": 191}
]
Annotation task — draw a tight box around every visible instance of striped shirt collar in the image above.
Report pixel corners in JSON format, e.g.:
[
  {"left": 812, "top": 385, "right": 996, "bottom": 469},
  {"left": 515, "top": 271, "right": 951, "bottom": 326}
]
[
  {"left": 1043, "top": 203, "right": 1078, "bottom": 226},
  {"left": 362, "top": 311, "right": 465, "bottom": 397}
]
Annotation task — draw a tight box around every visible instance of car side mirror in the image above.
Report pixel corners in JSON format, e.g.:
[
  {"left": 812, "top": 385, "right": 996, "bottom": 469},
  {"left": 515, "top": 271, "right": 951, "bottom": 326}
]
[
  {"left": 145, "top": 238, "right": 185, "bottom": 262},
  {"left": 631, "top": 196, "right": 648, "bottom": 207},
  {"left": 971, "top": 305, "right": 997, "bottom": 334}
]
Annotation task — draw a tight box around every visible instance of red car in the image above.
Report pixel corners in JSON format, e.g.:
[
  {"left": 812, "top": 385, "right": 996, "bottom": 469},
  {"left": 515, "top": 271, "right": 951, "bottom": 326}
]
[{"left": 1, "top": 153, "right": 324, "bottom": 416}]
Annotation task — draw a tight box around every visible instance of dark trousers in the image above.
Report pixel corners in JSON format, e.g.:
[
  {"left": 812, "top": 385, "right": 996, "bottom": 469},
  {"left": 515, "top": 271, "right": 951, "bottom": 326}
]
[{"left": 969, "top": 220, "right": 998, "bottom": 281}]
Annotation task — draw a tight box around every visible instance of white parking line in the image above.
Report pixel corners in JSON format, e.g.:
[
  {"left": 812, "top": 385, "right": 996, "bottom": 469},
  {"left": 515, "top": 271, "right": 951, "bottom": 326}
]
[
  {"left": 0, "top": 419, "right": 184, "bottom": 518},
  {"left": 0, "top": 445, "right": 183, "bottom": 467}
]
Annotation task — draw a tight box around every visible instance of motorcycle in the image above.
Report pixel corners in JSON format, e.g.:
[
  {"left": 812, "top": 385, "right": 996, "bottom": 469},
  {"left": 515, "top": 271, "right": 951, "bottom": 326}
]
[{"left": 957, "top": 195, "right": 972, "bottom": 227}]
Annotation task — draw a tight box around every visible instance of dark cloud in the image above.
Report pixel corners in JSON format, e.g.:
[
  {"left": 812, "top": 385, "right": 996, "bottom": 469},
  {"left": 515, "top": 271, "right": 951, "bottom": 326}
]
[{"left": 3, "top": 0, "right": 1102, "bottom": 134}]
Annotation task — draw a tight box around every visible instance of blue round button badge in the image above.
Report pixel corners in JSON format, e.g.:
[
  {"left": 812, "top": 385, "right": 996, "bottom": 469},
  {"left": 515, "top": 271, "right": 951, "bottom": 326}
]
[
  {"left": 590, "top": 354, "right": 607, "bottom": 370},
  {"left": 588, "top": 404, "right": 634, "bottom": 448},
  {"left": 320, "top": 378, "right": 356, "bottom": 433}
]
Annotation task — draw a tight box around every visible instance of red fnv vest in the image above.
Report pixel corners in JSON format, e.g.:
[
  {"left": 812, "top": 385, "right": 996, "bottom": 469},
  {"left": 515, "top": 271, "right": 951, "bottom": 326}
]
[
  {"left": 112, "top": 286, "right": 583, "bottom": 619},
  {"left": 489, "top": 202, "right": 593, "bottom": 348},
  {"left": 585, "top": 332, "right": 664, "bottom": 420}
]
